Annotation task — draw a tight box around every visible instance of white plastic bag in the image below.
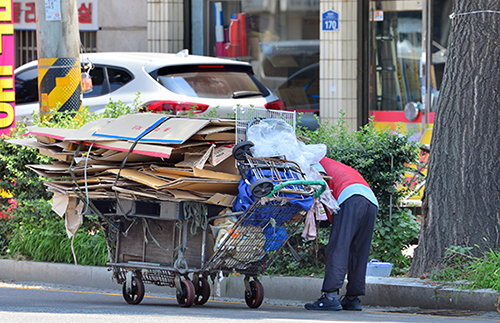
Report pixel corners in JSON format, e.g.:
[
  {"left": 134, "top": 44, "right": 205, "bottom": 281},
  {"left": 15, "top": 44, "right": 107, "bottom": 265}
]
[
  {"left": 246, "top": 119, "right": 339, "bottom": 212},
  {"left": 246, "top": 119, "right": 325, "bottom": 174}
]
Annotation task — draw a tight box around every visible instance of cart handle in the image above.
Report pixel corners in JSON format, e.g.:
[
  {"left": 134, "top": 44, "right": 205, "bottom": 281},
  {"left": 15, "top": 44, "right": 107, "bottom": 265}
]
[{"left": 268, "top": 180, "right": 327, "bottom": 198}]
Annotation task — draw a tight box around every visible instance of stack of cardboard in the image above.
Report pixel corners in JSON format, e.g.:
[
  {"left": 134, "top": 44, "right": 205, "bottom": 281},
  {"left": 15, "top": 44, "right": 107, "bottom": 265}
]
[{"left": 10, "top": 113, "right": 240, "bottom": 220}]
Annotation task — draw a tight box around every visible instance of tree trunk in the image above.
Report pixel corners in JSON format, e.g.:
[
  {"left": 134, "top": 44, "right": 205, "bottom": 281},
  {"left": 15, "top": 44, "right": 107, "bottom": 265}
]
[{"left": 409, "top": 0, "right": 500, "bottom": 277}]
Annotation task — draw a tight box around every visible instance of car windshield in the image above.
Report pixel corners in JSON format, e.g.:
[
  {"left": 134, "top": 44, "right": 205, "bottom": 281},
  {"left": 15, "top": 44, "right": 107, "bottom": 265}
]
[{"left": 156, "top": 66, "right": 267, "bottom": 99}]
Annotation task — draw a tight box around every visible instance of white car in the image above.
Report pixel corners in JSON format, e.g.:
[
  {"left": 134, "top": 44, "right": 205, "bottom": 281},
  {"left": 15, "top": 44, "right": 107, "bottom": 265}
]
[{"left": 14, "top": 51, "right": 284, "bottom": 121}]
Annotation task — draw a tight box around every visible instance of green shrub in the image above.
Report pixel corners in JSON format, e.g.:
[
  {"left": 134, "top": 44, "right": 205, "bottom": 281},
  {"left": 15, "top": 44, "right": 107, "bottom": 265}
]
[
  {"left": 0, "top": 127, "right": 52, "bottom": 202},
  {"left": 6, "top": 198, "right": 107, "bottom": 266},
  {"left": 0, "top": 123, "right": 53, "bottom": 250},
  {"left": 431, "top": 245, "right": 500, "bottom": 291}
]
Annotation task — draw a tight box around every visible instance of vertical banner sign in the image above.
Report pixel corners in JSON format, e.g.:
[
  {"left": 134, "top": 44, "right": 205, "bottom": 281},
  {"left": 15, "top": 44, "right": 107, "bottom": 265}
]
[{"left": 0, "top": 0, "right": 15, "bottom": 136}]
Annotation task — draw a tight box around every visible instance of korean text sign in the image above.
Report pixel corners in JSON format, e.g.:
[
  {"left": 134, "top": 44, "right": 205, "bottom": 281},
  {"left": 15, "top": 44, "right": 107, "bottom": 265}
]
[
  {"left": 0, "top": 0, "right": 15, "bottom": 136},
  {"left": 14, "top": 0, "right": 98, "bottom": 31}
]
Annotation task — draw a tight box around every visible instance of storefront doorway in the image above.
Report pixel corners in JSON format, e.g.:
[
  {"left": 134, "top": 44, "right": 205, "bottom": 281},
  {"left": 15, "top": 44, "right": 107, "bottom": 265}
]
[{"left": 368, "top": 0, "right": 452, "bottom": 137}]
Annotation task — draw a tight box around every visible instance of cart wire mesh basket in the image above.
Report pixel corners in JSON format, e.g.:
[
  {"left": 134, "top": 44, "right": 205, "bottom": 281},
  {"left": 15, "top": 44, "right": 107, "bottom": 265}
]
[
  {"left": 203, "top": 196, "right": 306, "bottom": 275},
  {"left": 203, "top": 178, "right": 326, "bottom": 276}
]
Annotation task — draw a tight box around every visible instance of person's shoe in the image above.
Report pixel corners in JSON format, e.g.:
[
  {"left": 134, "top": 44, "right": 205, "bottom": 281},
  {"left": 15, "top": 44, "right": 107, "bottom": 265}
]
[
  {"left": 304, "top": 294, "right": 342, "bottom": 311},
  {"left": 340, "top": 295, "right": 362, "bottom": 311}
]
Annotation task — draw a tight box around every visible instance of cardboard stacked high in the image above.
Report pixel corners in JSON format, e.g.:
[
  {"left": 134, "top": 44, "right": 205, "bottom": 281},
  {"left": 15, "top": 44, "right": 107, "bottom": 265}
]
[{"left": 9, "top": 113, "right": 240, "bottom": 219}]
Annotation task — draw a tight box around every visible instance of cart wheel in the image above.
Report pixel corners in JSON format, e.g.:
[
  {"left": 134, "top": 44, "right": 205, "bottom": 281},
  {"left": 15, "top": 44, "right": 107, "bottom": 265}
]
[
  {"left": 250, "top": 178, "right": 274, "bottom": 198},
  {"left": 194, "top": 277, "right": 211, "bottom": 305},
  {"left": 122, "top": 276, "right": 145, "bottom": 305},
  {"left": 245, "top": 280, "right": 264, "bottom": 308},
  {"left": 176, "top": 279, "right": 196, "bottom": 308},
  {"left": 233, "top": 141, "right": 254, "bottom": 160}
]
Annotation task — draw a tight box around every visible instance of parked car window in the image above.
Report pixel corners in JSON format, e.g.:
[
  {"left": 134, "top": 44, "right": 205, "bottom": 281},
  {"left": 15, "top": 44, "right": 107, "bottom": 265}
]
[
  {"left": 83, "top": 66, "right": 106, "bottom": 98},
  {"left": 108, "top": 67, "right": 133, "bottom": 92},
  {"left": 15, "top": 67, "right": 38, "bottom": 104},
  {"left": 157, "top": 66, "right": 269, "bottom": 99}
]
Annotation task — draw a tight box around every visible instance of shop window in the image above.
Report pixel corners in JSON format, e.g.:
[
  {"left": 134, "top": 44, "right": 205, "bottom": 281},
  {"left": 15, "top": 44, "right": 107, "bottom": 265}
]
[
  {"left": 368, "top": 0, "right": 452, "bottom": 113},
  {"left": 205, "top": 0, "right": 319, "bottom": 114}
]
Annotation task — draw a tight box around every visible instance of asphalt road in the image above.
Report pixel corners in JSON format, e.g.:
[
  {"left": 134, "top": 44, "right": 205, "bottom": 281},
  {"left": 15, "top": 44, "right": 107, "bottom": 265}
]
[{"left": 0, "top": 282, "right": 499, "bottom": 323}]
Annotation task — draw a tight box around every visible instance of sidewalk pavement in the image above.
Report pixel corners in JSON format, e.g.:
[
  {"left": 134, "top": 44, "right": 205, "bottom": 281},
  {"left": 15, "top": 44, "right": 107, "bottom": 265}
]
[{"left": 0, "top": 259, "right": 498, "bottom": 312}]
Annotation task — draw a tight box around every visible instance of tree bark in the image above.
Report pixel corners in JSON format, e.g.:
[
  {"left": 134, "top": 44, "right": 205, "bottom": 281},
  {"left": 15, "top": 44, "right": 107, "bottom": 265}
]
[{"left": 409, "top": 0, "right": 500, "bottom": 277}]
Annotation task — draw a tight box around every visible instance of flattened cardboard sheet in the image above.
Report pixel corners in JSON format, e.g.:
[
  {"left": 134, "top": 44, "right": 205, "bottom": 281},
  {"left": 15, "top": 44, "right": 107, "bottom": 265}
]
[
  {"left": 65, "top": 118, "right": 116, "bottom": 141},
  {"left": 191, "top": 131, "right": 235, "bottom": 141},
  {"left": 139, "top": 118, "right": 211, "bottom": 144},
  {"left": 210, "top": 144, "right": 234, "bottom": 166},
  {"left": 177, "top": 144, "right": 234, "bottom": 169},
  {"left": 191, "top": 125, "right": 235, "bottom": 141},
  {"left": 165, "top": 189, "right": 206, "bottom": 201},
  {"left": 92, "top": 113, "right": 168, "bottom": 141},
  {"left": 113, "top": 186, "right": 170, "bottom": 200},
  {"left": 208, "top": 118, "right": 236, "bottom": 126},
  {"left": 88, "top": 140, "right": 176, "bottom": 159},
  {"left": 160, "top": 178, "right": 239, "bottom": 195},
  {"left": 151, "top": 164, "right": 240, "bottom": 181},
  {"left": 44, "top": 180, "right": 113, "bottom": 193},
  {"left": 107, "top": 168, "right": 170, "bottom": 190},
  {"left": 39, "top": 149, "right": 74, "bottom": 162},
  {"left": 176, "top": 145, "right": 214, "bottom": 169},
  {"left": 207, "top": 193, "right": 236, "bottom": 207},
  {"left": 27, "top": 126, "right": 76, "bottom": 141},
  {"left": 8, "top": 138, "right": 56, "bottom": 149},
  {"left": 88, "top": 150, "right": 159, "bottom": 163},
  {"left": 140, "top": 168, "right": 186, "bottom": 181}
]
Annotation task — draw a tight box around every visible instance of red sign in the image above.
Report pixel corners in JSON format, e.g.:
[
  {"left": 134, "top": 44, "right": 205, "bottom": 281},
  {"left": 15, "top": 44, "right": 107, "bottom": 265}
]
[
  {"left": 13, "top": 0, "right": 98, "bottom": 31},
  {"left": 0, "top": 0, "right": 15, "bottom": 135}
]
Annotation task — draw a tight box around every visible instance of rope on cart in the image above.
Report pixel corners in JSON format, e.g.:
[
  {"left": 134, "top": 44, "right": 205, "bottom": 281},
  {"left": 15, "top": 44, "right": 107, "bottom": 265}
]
[
  {"left": 67, "top": 142, "right": 118, "bottom": 232},
  {"left": 183, "top": 202, "right": 209, "bottom": 236},
  {"left": 142, "top": 218, "right": 184, "bottom": 253},
  {"left": 67, "top": 142, "right": 122, "bottom": 250}
]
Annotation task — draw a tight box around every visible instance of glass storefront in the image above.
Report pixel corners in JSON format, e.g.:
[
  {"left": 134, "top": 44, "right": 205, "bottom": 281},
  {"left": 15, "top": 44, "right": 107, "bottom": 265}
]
[
  {"left": 202, "top": 0, "right": 452, "bottom": 130},
  {"left": 368, "top": 0, "right": 452, "bottom": 131},
  {"left": 205, "top": 0, "right": 320, "bottom": 115}
]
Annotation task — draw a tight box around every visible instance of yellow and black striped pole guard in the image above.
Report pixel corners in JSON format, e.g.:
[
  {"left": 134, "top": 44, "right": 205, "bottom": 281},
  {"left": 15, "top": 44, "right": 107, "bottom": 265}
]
[{"left": 38, "top": 57, "right": 82, "bottom": 119}]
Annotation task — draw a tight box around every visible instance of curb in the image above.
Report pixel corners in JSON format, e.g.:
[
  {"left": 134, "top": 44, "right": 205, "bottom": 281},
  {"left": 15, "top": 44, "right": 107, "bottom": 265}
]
[{"left": 0, "top": 259, "right": 498, "bottom": 311}]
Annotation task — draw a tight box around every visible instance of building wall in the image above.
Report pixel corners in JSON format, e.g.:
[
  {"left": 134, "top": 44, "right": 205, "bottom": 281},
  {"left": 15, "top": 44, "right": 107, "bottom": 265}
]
[
  {"left": 319, "top": 0, "right": 358, "bottom": 130},
  {"left": 147, "top": 0, "right": 184, "bottom": 53},
  {"left": 97, "top": 0, "right": 185, "bottom": 54},
  {"left": 97, "top": 0, "right": 147, "bottom": 52}
]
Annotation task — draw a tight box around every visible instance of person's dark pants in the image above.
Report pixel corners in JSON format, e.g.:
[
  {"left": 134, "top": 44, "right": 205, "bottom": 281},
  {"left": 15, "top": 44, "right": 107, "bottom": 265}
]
[{"left": 321, "top": 195, "right": 377, "bottom": 296}]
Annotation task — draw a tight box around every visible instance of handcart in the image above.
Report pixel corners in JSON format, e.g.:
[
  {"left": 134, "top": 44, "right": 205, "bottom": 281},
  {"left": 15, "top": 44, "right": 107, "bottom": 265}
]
[
  {"left": 78, "top": 108, "right": 325, "bottom": 309},
  {"left": 199, "top": 141, "right": 326, "bottom": 308},
  {"left": 82, "top": 197, "right": 229, "bottom": 308}
]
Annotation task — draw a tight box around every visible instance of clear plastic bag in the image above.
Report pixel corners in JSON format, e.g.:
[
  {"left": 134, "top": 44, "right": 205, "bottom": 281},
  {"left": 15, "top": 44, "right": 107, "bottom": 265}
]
[
  {"left": 247, "top": 119, "right": 325, "bottom": 169},
  {"left": 246, "top": 118, "right": 339, "bottom": 212}
]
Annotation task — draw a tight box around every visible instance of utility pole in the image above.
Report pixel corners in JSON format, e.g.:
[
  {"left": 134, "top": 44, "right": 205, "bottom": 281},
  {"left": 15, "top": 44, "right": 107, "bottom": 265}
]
[{"left": 35, "top": 0, "right": 81, "bottom": 119}]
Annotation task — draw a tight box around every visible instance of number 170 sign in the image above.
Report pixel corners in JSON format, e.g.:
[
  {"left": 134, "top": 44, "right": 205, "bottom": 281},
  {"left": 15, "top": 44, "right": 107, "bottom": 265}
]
[{"left": 322, "top": 10, "right": 339, "bottom": 32}]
